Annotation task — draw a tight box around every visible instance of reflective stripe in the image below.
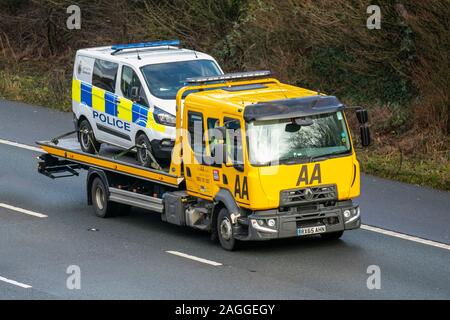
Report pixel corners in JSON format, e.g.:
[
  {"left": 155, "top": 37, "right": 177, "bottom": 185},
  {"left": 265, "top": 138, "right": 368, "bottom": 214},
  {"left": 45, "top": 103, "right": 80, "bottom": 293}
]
[
  {"left": 72, "top": 78, "right": 81, "bottom": 103},
  {"left": 92, "top": 86, "right": 105, "bottom": 112},
  {"left": 80, "top": 82, "right": 92, "bottom": 107},
  {"left": 147, "top": 108, "right": 166, "bottom": 133},
  {"left": 117, "top": 97, "right": 132, "bottom": 122},
  {"left": 132, "top": 103, "right": 147, "bottom": 127},
  {"left": 73, "top": 80, "right": 166, "bottom": 133},
  {"left": 105, "top": 91, "right": 117, "bottom": 116}
]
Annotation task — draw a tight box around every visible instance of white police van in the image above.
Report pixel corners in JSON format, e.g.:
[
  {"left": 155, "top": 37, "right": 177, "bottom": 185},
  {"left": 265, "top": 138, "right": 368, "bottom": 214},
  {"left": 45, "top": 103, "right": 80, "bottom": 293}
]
[{"left": 72, "top": 40, "right": 223, "bottom": 166}]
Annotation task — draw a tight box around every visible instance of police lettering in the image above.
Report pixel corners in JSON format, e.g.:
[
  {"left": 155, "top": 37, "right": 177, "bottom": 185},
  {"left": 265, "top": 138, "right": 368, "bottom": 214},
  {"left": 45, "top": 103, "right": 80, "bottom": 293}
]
[{"left": 93, "top": 110, "right": 130, "bottom": 132}]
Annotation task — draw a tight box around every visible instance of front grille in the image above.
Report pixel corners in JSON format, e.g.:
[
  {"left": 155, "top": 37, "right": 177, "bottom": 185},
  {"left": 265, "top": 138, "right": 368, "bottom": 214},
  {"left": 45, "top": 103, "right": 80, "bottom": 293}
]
[{"left": 280, "top": 185, "right": 337, "bottom": 206}]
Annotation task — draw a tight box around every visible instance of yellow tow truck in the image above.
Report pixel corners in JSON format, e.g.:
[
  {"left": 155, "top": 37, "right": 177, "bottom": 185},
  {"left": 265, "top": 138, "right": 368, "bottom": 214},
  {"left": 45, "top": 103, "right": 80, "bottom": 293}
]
[{"left": 37, "top": 71, "right": 371, "bottom": 250}]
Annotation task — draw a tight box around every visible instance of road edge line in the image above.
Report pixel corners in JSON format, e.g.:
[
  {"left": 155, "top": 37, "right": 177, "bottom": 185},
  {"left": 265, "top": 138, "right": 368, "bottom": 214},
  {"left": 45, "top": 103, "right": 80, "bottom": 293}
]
[
  {"left": 166, "top": 250, "right": 223, "bottom": 266},
  {"left": 361, "top": 224, "right": 450, "bottom": 251},
  {"left": 0, "top": 203, "right": 48, "bottom": 218},
  {"left": 0, "top": 138, "right": 43, "bottom": 152},
  {"left": 0, "top": 276, "right": 32, "bottom": 289}
]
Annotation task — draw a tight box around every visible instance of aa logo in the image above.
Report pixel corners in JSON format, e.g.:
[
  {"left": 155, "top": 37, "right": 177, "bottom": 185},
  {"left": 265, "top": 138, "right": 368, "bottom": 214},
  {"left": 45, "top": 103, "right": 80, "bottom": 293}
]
[
  {"left": 234, "top": 175, "right": 249, "bottom": 200},
  {"left": 296, "top": 164, "right": 322, "bottom": 186}
]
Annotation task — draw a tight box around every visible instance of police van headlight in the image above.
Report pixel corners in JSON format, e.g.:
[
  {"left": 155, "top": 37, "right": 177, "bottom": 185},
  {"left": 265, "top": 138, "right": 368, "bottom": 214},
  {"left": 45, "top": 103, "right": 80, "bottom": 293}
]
[{"left": 153, "top": 106, "right": 176, "bottom": 127}]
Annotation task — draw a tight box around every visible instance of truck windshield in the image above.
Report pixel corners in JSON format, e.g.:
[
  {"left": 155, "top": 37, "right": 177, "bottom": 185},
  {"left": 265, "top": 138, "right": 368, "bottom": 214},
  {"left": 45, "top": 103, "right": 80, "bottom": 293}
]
[
  {"left": 141, "top": 59, "right": 221, "bottom": 100},
  {"left": 247, "top": 111, "right": 351, "bottom": 166}
]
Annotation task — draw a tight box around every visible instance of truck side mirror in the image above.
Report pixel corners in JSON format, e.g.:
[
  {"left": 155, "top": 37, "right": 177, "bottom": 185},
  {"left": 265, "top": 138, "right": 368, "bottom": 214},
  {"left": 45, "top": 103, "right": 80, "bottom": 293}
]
[
  {"left": 356, "top": 108, "right": 369, "bottom": 125},
  {"left": 360, "top": 125, "right": 371, "bottom": 147}
]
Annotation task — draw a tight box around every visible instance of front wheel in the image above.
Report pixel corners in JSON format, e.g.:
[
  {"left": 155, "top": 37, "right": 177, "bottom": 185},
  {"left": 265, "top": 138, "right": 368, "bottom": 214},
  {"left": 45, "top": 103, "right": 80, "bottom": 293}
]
[
  {"left": 79, "top": 119, "right": 101, "bottom": 154},
  {"left": 136, "top": 133, "right": 153, "bottom": 167},
  {"left": 217, "top": 208, "right": 239, "bottom": 251}
]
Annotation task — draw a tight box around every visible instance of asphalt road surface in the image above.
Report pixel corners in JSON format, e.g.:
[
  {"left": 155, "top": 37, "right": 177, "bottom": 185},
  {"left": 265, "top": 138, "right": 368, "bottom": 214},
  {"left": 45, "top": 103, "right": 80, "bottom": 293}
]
[{"left": 0, "top": 99, "right": 449, "bottom": 299}]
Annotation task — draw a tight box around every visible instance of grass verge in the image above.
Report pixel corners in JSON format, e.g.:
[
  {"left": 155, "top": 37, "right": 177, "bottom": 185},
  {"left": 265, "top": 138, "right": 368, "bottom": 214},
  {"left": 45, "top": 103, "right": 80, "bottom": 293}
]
[
  {"left": 358, "top": 150, "right": 449, "bottom": 191},
  {"left": 0, "top": 69, "right": 70, "bottom": 111}
]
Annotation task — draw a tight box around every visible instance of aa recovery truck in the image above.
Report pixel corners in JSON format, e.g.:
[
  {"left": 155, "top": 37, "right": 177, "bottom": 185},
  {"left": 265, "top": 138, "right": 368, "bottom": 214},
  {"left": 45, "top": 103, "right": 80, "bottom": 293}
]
[{"left": 38, "top": 70, "right": 371, "bottom": 250}]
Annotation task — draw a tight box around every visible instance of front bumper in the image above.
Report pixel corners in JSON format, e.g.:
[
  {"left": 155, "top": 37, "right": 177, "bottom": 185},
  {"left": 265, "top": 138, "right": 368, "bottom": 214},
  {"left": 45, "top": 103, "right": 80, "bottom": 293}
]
[{"left": 234, "top": 201, "right": 360, "bottom": 241}]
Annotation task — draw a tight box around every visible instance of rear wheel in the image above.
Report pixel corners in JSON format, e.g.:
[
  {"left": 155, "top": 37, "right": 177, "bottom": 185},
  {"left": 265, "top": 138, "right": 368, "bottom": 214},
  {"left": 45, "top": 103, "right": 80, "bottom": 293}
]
[
  {"left": 90, "top": 177, "right": 129, "bottom": 218},
  {"left": 320, "top": 230, "right": 344, "bottom": 240},
  {"left": 217, "top": 208, "right": 239, "bottom": 251},
  {"left": 79, "top": 119, "right": 100, "bottom": 154},
  {"left": 136, "top": 133, "right": 152, "bottom": 167}
]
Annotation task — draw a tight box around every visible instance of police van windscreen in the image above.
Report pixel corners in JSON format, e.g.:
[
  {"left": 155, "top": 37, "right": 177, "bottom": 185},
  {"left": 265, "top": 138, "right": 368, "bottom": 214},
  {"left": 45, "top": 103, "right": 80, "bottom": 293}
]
[
  {"left": 141, "top": 60, "right": 221, "bottom": 100},
  {"left": 247, "top": 111, "right": 352, "bottom": 166}
]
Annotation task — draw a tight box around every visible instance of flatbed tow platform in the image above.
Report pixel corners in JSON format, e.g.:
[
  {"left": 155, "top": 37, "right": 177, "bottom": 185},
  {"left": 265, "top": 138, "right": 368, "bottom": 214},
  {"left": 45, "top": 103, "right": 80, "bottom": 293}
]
[
  {"left": 37, "top": 136, "right": 187, "bottom": 215},
  {"left": 37, "top": 137, "right": 183, "bottom": 187}
]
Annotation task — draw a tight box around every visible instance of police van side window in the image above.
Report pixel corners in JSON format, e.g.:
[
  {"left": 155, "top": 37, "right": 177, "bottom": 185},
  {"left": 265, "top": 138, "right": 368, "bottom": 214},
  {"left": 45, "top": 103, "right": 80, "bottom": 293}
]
[
  {"left": 121, "top": 66, "right": 149, "bottom": 107},
  {"left": 92, "top": 59, "right": 118, "bottom": 92}
]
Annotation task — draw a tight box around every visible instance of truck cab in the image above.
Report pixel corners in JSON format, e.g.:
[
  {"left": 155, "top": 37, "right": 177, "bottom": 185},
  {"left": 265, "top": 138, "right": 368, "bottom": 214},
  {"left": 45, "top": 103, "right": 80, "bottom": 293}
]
[
  {"left": 169, "top": 72, "right": 370, "bottom": 249},
  {"left": 72, "top": 40, "right": 223, "bottom": 166}
]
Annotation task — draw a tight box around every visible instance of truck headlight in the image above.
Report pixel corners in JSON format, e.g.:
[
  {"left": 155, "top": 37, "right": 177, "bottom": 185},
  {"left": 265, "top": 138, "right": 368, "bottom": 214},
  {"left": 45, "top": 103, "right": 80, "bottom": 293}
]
[
  {"left": 267, "top": 219, "right": 276, "bottom": 227},
  {"left": 344, "top": 206, "right": 360, "bottom": 223},
  {"left": 153, "top": 106, "right": 176, "bottom": 127},
  {"left": 343, "top": 210, "right": 351, "bottom": 218}
]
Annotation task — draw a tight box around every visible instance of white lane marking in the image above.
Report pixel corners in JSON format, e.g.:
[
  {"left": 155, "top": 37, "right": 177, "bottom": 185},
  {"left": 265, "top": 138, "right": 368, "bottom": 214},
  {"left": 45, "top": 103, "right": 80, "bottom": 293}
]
[
  {"left": 361, "top": 224, "right": 450, "bottom": 251},
  {"left": 0, "top": 138, "right": 43, "bottom": 152},
  {"left": 166, "top": 251, "right": 222, "bottom": 266},
  {"left": 0, "top": 203, "right": 48, "bottom": 218},
  {"left": 0, "top": 276, "right": 32, "bottom": 289}
]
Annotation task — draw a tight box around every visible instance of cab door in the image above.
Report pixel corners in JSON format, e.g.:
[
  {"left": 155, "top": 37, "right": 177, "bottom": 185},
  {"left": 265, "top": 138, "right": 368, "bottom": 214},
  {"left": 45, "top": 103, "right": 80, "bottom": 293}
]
[
  {"left": 220, "top": 116, "right": 250, "bottom": 206},
  {"left": 183, "top": 110, "right": 216, "bottom": 199}
]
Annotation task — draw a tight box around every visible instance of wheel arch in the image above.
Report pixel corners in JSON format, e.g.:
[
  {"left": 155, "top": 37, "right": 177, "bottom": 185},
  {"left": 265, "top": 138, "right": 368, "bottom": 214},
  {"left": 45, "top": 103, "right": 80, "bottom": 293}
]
[
  {"left": 135, "top": 129, "right": 148, "bottom": 144},
  {"left": 77, "top": 114, "right": 90, "bottom": 128},
  {"left": 212, "top": 189, "right": 240, "bottom": 233},
  {"left": 86, "top": 168, "right": 110, "bottom": 205}
]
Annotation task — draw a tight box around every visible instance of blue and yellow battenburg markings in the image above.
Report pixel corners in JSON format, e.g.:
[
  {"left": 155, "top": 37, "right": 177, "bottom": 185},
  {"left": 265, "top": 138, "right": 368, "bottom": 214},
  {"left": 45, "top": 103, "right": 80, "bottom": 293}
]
[{"left": 72, "top": 78, "right": 165, "bottom": 133}]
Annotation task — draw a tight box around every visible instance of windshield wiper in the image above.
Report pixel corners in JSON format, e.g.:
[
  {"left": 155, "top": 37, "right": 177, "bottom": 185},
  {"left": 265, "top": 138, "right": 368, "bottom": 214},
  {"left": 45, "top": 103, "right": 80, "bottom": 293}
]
[
  {"left": 279, "top": 150, "right": 351, "bottom": 165},
  {"left": 311, "top": 150, "right": 351, "bottom": 161},
  {"left": 278, "top": 156, "right": 312, "bottom": 165}
]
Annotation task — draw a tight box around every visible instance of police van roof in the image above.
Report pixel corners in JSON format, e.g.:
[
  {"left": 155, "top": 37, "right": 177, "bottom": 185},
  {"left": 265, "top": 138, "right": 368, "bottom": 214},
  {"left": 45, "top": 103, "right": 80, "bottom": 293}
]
[{"left": 76, "top": 42, "right": 216, "bottom": 68}]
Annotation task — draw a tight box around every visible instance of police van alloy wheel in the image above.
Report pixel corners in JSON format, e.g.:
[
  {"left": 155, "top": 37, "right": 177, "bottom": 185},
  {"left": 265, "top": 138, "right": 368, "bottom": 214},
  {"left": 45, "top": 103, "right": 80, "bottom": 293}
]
[
  {"left": 320, "top": 230, "right": 344, "bottom": 240},
  {"left": 91, "top": 177, "right": 115, "bottom": 218},
  {"left": 79, "top": 119, "right": 100, "bottom": 154},
  {"left": 217, "top": 208, "right": 239, "bottom": 251},
  {"left": 136, "top": 133, "right": 152, "bottom": 167}
]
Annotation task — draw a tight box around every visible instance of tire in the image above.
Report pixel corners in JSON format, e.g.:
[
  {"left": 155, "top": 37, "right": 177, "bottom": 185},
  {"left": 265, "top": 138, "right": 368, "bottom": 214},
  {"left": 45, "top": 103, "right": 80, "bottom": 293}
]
[
  {"left": 79, "top": 119, "right": 101, "bottom": 154},
  {"left": 136, "top": 133, "right": 153, "bottom": 167},
  {"left": 91, "top": 177, "right": 118, "bottom": 218},
  {"left": 320, "top": 230, "right": 344, "bottom": 240},
  {"left": 217, "top": 208, "right": 239, "bottom": 251}
]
